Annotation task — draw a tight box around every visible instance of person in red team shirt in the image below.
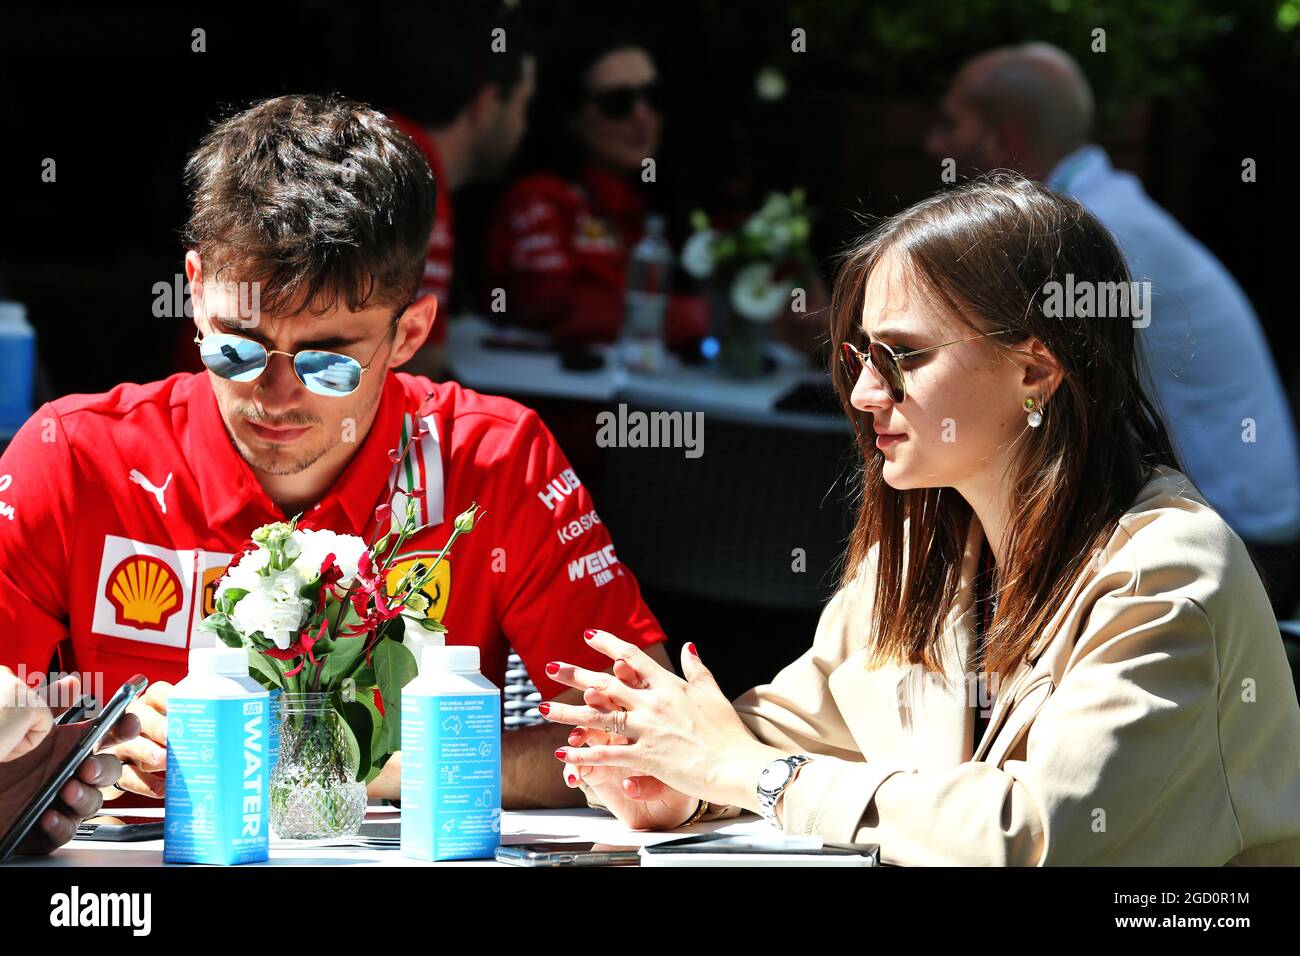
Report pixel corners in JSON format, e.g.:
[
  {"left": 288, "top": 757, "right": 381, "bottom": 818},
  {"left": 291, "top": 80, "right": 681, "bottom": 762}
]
[
  {"left": 381, "top": 4, "right": 537, "bottom": 378},
  {"left": 485, "top": 34, "right": 709, "bottom": 347},
  {"left": 0, "top": 93, "right": 672, "bottom": 809}
]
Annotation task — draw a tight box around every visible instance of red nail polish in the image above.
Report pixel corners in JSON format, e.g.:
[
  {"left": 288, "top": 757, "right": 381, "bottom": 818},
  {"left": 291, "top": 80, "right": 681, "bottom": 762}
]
[
  {"left": 554, "top": 747, "right": 567, "bottom": 760},
  {"left": 545, "top": 661, "right": 560, "bottom": 676},
  {"left": 567, "top": 774, "right": 577, "bottom": 785},
  {"left": 584, "top": 629, "right": 597, "bottom": 640},
  {"left": 686, "top": 642, "right": 698, "bottom": 656},
  {"left": 539, "top": 702, "right": 551, "bottom": 716}
]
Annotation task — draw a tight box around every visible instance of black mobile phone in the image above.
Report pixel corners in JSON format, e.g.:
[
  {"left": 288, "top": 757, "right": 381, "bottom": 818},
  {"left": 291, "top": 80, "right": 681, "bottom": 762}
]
[
  {"left": 0, "top": 674, "right": 148, "bottom": 862},
  {"left": 54, "top": 695, "right": 96, "bottom": 726},
  {"left": 74, "top": 817, "right": 164, "bottom": 842},
  {"left": 496, "top": 841, "right": 642, "bottom": 867}
]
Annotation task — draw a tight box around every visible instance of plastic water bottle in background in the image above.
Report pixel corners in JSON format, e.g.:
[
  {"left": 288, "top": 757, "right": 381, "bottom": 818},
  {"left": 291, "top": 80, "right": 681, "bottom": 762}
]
[
  {"left": 0, "top": 302, "right": 35, "bottom": 439},
  {"left": 401, "top": 645, "right": 502, "bottom": 861},
  {"left": 620, "top": 214, "right": 672, "bottom": 374},
  {"left": 164, "top": 646, "right": 271, "bottom": 865}
]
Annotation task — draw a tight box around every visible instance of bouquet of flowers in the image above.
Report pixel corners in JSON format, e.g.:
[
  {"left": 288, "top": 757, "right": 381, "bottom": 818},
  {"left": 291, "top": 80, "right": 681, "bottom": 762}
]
[
  {"left": 681, "top": 188, "right": 816, "bottom": 323},
  {"left": 198, "top": 395, "right": 481, "bottom": 785}
]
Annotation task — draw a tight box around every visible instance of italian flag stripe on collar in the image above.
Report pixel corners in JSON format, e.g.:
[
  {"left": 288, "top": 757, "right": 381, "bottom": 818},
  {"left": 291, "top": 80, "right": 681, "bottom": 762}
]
[{"left": 387, "top": 412, "right": 445, "bottom": 528}]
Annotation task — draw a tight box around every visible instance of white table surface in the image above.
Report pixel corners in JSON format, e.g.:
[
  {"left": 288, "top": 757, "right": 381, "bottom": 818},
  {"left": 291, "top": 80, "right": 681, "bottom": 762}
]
[
  {"left": 12, "top": 805, "right": 772, "bottom": 868},
  {"left": 445, "top": 315, "right": 847, "bottom": 434}
]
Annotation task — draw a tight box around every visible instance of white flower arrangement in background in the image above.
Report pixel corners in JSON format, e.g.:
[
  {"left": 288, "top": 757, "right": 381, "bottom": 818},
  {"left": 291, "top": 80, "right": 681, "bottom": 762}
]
[{"left": 682, "top": 188, "right": 815, "bottom": 323}]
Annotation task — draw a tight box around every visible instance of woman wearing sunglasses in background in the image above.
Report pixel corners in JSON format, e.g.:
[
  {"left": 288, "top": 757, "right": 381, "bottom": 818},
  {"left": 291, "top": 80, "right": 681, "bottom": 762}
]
[
  {"left": 483, "top": 29, "right": 708, "bottom": 347},
  {"left": 540, "top": 174, "right": 1300, "bottom": 865}
]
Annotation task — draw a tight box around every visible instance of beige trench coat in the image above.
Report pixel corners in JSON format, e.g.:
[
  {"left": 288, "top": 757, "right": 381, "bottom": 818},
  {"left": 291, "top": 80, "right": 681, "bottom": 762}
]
[{"left": 581, "top": 467, "right": 1300, "bottom": 865}]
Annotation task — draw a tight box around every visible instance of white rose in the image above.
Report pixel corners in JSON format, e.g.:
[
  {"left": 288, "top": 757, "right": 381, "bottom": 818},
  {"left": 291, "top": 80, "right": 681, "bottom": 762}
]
[
  {"left": 230, "top": 566, "right": 310, "bottom": 649},
  {"left": 293, "top": 529, "right": 368, "bottom": 586},
  {"left": 215, "top": 548, "right": 271, "bottom": 604},
  {"left": 680, "top": 230, "right": 717, "bottom": 279},
  {"left": 730, "top": 263, "right": 793, "bottom": 323}
]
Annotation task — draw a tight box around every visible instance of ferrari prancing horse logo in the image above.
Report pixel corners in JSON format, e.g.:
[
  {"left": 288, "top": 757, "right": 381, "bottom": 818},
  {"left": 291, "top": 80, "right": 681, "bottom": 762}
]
[{"left": 384, "top": 554, "right": 451, "bottom": 623}]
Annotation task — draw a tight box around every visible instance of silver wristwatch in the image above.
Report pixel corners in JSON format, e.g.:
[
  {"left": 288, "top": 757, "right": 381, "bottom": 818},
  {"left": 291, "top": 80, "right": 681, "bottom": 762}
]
[{"left": 757, "top": 755, "right": 811, "bottom": 827}]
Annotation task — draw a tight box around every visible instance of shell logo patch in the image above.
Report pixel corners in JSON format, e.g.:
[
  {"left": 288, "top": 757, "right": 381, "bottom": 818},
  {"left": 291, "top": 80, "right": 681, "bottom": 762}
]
[
  {"left": 105, "top": 555, "right": 182, "bottom": 630},
  {"left": 92, "top": 535, "right": 197, "bottom": 648},
  {"left": 385, "top": 554, "right": 451, "bottom": 623}
]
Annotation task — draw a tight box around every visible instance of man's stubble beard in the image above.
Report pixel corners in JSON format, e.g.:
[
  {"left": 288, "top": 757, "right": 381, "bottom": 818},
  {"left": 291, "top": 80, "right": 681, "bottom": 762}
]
[
  {"left": 235, "top": 433, "right": 332, "bottom": 476},
  {"left": 229, "top": 382, "right": 383, "bottom": 478}
]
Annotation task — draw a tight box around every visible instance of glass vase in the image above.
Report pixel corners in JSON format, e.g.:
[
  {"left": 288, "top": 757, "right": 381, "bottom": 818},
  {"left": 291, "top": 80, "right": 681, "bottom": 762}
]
[
  {"left": 709, "top": 286, "right": 771, "bottom": 379},
  {"left": 270, "top": 692, "right": 366, "bottom": 840}
]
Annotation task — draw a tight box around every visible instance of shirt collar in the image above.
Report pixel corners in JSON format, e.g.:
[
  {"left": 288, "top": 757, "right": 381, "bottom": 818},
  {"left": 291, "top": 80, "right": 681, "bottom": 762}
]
[
  {"left": 186, "top": 370, "right": 410, "bottom": 536},
  {"left": 1045, "top": 143, "right": 1110, "bottom": 195}
]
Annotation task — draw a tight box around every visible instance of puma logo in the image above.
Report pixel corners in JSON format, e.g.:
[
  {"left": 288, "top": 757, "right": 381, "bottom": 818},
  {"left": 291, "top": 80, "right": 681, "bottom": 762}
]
[{"left": 129, "top": 470, "right": 173, "bottom": 514}]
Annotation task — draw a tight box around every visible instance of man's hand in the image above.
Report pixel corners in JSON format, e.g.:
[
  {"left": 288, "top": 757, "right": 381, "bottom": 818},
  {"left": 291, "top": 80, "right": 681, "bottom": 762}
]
[
  {"left": 102, "top": 681, "right": 171, "bottom": 799},
  {"left": 16, "top": 714, "right": 139, "bottom": 855}
]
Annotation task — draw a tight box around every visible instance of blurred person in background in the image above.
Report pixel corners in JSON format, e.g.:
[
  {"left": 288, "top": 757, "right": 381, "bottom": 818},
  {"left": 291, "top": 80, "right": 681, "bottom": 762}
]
[
  {"left": 377, "top": 3, "right": 537, "bottom": 378},
  {"left": 484, "top": 30, "right": 708, "bottom": 347},
  {"left": 927, "top": 42, "right": 1300, "bottom": 617}
]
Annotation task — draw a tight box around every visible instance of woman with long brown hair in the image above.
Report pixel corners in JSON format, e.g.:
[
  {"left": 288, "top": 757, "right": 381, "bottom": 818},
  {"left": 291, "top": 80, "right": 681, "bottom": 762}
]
[{"left": 538, "top": 173, "right": 1300, "bottom": 865}]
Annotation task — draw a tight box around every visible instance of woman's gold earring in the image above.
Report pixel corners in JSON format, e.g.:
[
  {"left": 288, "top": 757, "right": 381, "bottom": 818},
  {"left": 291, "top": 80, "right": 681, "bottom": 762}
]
[{"left": 1024, "top": 396, "right": 1043, "bottom": 428}]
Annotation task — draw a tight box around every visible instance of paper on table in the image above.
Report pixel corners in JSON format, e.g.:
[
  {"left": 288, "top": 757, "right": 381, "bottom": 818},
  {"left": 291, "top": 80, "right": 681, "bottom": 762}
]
[{"left": 710, "top": 815, "right": 824, "bottom": 848}]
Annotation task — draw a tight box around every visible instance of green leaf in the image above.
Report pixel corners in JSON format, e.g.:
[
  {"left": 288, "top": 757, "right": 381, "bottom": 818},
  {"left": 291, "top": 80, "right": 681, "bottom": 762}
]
[
  {"left": 320, "top": 626, "right": 368, "bottom": 688},
  {"left": 246, "top": 649, "right": 286, "bottom": 692},
  {"left": 415, "top": 616, "right": 448, "bottom": 632},
  {"left": 218, "top": 588, "right": 248, "bottom": 615},
  {"left": 359, "top": 688, "right": 385, "bottom": 766},
  {"left": 198, "top": 612, "right": 244, "bottom": 648},
  {"left": 334, "top": 695, "right": 372, "bottom": 783},
  {"left": 372, "top": 640, "right": 418, "bottom": 756}
]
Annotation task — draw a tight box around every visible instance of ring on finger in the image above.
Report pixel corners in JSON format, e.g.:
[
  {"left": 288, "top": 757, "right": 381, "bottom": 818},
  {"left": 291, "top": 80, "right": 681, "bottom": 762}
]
[{"left": 599, "top": 707, "right": 626, "bottom": 736}]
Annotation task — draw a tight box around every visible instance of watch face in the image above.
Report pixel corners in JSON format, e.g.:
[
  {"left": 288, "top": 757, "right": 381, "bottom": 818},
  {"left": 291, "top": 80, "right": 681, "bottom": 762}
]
[{"left": 759, "top": 761, "right": 792, "bottom": 791}]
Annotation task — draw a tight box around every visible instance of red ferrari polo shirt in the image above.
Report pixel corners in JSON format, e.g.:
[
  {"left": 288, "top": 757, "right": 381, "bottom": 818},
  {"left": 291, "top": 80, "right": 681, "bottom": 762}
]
[
  {"left": 484, "top": 166, "right": 708, "bottom": 346},
  {"left": 0, "top": 371, "right": 665, "bottom": 704}
]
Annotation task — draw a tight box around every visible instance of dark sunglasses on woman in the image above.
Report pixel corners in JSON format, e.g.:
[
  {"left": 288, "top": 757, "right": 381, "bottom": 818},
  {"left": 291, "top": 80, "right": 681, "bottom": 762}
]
[
  {"left": 840, "top": 330, "right": 1020, "bottom": 404},
  {"left": 589, "top": 81, "right": 662, "bottom": 120}
]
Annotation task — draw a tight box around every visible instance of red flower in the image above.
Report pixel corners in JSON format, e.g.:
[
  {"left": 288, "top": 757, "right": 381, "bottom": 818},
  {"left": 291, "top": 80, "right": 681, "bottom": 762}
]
[
  {"left": 356, "top": 549, "right": 380, "bottom": 589},
  {"left": 315, "top": 553, "right": 343, "bottom": 607},
  {"left": 300, "top": 619, "right": 328, "bottom": 666}
]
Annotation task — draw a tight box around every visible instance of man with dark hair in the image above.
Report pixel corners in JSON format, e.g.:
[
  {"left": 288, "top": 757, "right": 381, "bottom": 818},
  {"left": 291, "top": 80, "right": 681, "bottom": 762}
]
[
  {"left": 0, "top": 94, "right": 670, "bottom": 809},
  {"left": 379, "top": 4, "right": 537, "bottom": 376}
]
